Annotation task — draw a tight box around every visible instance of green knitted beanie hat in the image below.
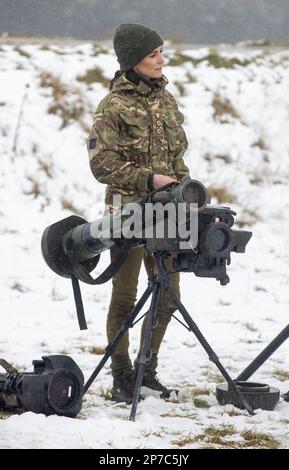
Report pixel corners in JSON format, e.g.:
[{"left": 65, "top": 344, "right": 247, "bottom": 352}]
[{"left": 113, "top": 23, "right": 164, "bottom": 72}]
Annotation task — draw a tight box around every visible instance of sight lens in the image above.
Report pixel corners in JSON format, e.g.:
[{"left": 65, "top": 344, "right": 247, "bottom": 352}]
[
  {"left": 48, "top": 371, "right": 80, "bottom": 412},
  {"left": 208, "top": 227, "right": 230, "bottom": 252}
]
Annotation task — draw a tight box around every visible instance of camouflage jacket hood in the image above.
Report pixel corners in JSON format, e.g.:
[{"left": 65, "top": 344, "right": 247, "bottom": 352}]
[{"left": 87, "top": 72, "right": 189, "bottom": 209}]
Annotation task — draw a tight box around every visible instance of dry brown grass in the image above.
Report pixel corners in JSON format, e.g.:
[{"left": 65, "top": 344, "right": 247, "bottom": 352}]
[
  {"left": 39, "top": 71, "right": 87, "bottom": 129},
  {"left": 273, "top": 368, "right": 289, "bottom": 381},
  {"left": 77, "top": 67, "right": 110, "bottom": 88},
  {"left": 171, "top": 426, "right": 279, "bottom": 449},
  {"left": 212, "top": 92, "right": 240, "bottom": 120},
  {"left": 207, "top": 185, "right": 235, "bottom": 204},
  {"left": 235, "top": 209, "right": 259, "bottom": 228},
  {"left": 88, "top": 346, "right": 106, "bottom": 355}
]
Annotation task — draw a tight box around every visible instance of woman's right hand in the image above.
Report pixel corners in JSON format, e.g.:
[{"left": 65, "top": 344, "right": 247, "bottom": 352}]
[{"left": 152, "top": 174, "right": 177, "bottom": 189}]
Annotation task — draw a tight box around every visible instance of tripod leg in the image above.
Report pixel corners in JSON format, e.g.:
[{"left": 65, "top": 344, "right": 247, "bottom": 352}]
[
  {"left": 83, "top": 281, "right": 154, "bottom": 394},
  {"left": 167, "top": 284, "right": 255, "bottom": 416},
  {"left": 129, "top": 279, "right": 162, "bottom": 421},
  {"left": 236, "top": 323, "right": 289, "bottom": 381}
]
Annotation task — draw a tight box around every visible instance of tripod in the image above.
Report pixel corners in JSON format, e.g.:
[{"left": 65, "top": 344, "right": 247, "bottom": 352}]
[{"left": 83, "top": 252, "right": 254, "bottom": 420}]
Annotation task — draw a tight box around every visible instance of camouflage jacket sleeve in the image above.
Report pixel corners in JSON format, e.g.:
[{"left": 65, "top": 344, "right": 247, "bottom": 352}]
[
  {"left": 166, "top": 91, "right": 190, "bottom": 181},
  {"left": 173, "top": 145, "right": 190, "bottom": 181},
  {"left": 87, "top": 99, "right": 152, "bottom": 193}
]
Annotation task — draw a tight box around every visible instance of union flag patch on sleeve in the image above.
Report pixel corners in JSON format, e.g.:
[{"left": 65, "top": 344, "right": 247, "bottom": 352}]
[{"left": 87, "top": 137, "right": 97, "bottom": 150}]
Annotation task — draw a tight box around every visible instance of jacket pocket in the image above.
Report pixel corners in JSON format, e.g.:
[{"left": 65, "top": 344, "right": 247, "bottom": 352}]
[
  {"left": 163, "top": 112, "right": 179, "bottom": 152},
  {"left": 120, "top": 113, "right": 149, "bottom": 144},
  {"left": 163, "top": 110, "right": 187, "bottom": 152},
  {"left": 119, "top": 112, "right": 150, "bottom": 162}
]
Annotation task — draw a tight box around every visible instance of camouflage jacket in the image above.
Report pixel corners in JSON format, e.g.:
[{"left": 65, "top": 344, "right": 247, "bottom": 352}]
[{"left": 87, "top": 73, "right": 189, "bottom": 207}]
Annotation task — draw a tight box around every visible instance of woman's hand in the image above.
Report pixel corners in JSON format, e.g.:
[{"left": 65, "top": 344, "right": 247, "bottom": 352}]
[{"left": 152, "top": 174, "right": 177, "bottom": 189}]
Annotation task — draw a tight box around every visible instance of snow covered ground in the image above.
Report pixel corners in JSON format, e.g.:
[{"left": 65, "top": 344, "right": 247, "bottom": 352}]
[{"left": 0, "top": 41, "right": 289, "bottom": 449}]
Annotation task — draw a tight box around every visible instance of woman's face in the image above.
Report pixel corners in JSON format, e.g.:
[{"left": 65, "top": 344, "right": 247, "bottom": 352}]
[{"left": 134, "top": 46, "right": 164, "bottom": 79}]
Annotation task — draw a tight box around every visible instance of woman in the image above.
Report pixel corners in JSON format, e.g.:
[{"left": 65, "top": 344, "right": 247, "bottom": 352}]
[{"left": 87, "top": 24, "right": 190, "bottom": 403}]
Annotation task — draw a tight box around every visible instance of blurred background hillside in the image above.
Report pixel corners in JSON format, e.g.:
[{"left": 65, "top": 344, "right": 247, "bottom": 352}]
[{"left": 1, "top": 0, "right": 289, "bottom": 45}]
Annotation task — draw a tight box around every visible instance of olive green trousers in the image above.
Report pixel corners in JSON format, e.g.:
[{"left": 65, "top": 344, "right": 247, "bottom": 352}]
[{"left": 107, "top": 245, "right": 180, "bottom": 372}]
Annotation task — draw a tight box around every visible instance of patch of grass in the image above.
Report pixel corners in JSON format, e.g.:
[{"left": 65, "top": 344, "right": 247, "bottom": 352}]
[
  {"left": 167, "top": 48, "right": 251, "bottom": 69},
  {"left": 273, "top": 368, "right": 289, "bottom": 382},
  {"left": 240, "top": 336, "right": 264, "bottom": 344},
  {"left": 207, "top": 185, "right": 235, "bottom": 204},
  {"left": 242, "top": 322, "right": 258, "bottom": 332},
  {"left": 188, "top": 386, "right": 211, "bottom": 397},
  {"left": 14, "top": 47, "right": 31, "bottom": 58},
  {"left": 91, "top": 43, "right": 109, "bottom": 56},
  {"left": 235, "top": 210, "right": 259, "bottom": 228},
  {"left": 58, "top": 349, "right": 70, "bottom": 355},
  {"left": 194, "top": 398, "right": 210, "bottom": 408},
  {"left": 99, "top": 387, "right": 112, "bottom": 401},
  {"left": 77, "top": 67, "right": 110, "bottom": 88},
  {"left": 186, "top": 71, "right": 197, "bottom": 83},
  {"left": 0, "top": 410, "right": 22, "bottom": 419},
  {"left": 40, "top": 45, "right": 51, "bottom": 52},
  {"left": 172, "top": 425, "right": 237, "bottom": 447},
  {"left": 1, "top": 125, "right": 8, "bottom": 137},
  {"left": 244, "top": 38, "right": 286, "bottom": 47},
  {"left": 198, "top": 425, "right": 237, "bottom": 444},
  {"left": 249, "top": 174, "right": 264, "bottom": 185},
  {"left": 166, "top": 52, "right": 193, "bottom": 67},
  {"left": 51, "top": 49, "right": 70, "bottom": 56},
  {"left": 201, "top": 368, "right": 224, "bottom": 384},
  {"left": 10, "top": 281, "right": 28, "bottom": 293},
  {"left": 24, "top": 176, "right": 41, "bottom": 198},
  {"left": 173, "top": 426, "right": 279, "bottom": 449},
  {"left": 254, "top": 286, "right": 267, "bottom": 292},
  {"left": 161, "top": 410, "right": 197, "bottom": 419},
  {"left": 223, "top": 407, "right": 247, "bottom": 417},
  {"left": 171, "top": 433, "right": 197, "bottom": 447},
  {"left": 61, "top": 198, "right": 84, "bottom": 217},
  {"left": 142, "top": 429, "right": 165, "bottom": 438},
  {"left": 212, "top": 92, "right": 240, "bottom": 120},
  {"left": 0, "top": 411, "right": 10, "bottom": 419},
  {"left": 252, "top": 137, "right": 268, "bottom": 151},
  {"left": 204, "top": 152, "right": 232, "bottom": 164},
  {"left": 38, "top": 158, "right": 54, "bottom": 178},
  {"left": 48, "top": 92, "right": 85, "bottom": 128},
  {"left": 240, "top": 429, "right": 279, "bottom": 449},
  {"left": 39, "top": 71, "right": 87, "bottom": 129},
  {"left": 51, "top": 287, "right": 66, "bottom": 301},
  {"left": 88, "top": 346, "right": 106, "bottom": 355},
  {"left": 205, "top": 48, "right": 251, "bottom": 69},
  {"left": 173, "top": 80, "right": 186, "bottom": 96}
]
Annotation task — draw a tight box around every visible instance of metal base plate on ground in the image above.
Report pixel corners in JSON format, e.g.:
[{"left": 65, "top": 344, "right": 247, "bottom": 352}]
[{"left": 216, "top": 381, "right": 280, "bottom": 411}]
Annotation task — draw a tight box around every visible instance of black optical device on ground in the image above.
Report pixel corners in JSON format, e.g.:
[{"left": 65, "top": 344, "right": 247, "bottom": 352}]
[{"left": 0, "top": 355, "right": 84, "bottom": 417}]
